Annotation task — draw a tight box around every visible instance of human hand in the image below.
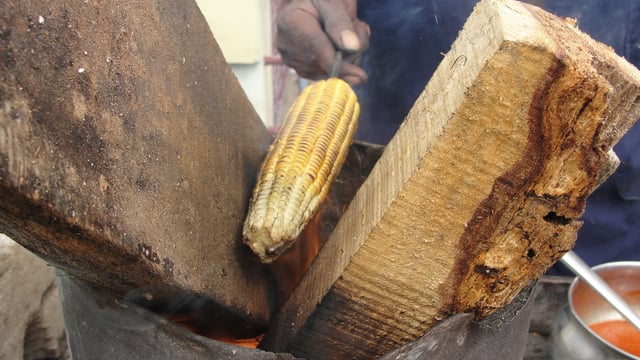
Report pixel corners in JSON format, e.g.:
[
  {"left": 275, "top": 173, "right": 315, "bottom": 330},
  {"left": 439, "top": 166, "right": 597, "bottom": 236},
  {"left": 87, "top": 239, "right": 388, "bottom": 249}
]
[{"left": 276, "top": 0, "right": 370, "bottom": 85}]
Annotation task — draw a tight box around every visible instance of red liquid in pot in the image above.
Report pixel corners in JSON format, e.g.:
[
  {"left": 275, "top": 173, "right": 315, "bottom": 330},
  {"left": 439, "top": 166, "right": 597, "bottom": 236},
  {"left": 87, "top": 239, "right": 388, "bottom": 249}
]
[{"left": 589, "top": 319, "right": 640, "bottom": 356}]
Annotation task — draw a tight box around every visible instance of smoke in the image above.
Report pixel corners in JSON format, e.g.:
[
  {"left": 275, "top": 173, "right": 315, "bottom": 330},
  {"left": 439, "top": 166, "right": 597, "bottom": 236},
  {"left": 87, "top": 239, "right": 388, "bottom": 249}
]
[{"left": 354, "top": 0, "right": 477, "bottom": 144}]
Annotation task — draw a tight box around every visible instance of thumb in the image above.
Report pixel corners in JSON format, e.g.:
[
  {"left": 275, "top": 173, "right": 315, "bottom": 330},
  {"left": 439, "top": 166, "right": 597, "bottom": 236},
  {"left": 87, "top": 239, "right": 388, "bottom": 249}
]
[{"left": 313, "top": 0, "right": 361, "bottom": 52}]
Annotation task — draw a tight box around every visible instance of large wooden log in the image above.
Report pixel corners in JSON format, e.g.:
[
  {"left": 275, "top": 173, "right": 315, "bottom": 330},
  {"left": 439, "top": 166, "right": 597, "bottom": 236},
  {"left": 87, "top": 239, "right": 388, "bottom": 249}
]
[
  {"left": 0, "top": 0, "right": 275, "bottom": 332},
  {"left": 260, "top": 0, "right": 640, "bottom": 357}
]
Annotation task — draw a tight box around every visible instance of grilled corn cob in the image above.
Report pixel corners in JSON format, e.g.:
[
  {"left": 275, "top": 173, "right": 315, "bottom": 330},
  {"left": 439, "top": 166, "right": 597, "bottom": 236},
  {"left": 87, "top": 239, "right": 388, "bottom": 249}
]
[{"left": 243, "top": 78, "right": 360, "bottom": 263}]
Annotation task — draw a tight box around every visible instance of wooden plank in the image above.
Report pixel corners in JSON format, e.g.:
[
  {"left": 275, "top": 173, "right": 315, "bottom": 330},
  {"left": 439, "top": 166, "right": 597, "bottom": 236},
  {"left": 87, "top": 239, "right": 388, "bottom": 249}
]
[
  {"left": 270, "top": 141, "right": 384, "bottom": 302},
  {"left": 0, "top": 0, "right": 275, "bottom": 331},
  {"left": 377, "top": 284, "right": 536, "bottom": 360},
  {"left": 260, "top": 0, "right": 640, "bottom": 357}
]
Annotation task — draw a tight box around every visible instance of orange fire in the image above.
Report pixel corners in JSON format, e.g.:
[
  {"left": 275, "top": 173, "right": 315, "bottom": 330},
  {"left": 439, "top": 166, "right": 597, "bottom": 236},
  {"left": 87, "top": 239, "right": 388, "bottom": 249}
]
[
  {"left": 270, "top": 205, "right": 326, "bottom": 303},
  {"left": 167, "top": 198, "right": 333, "bottom": 348},
  {"left": 168, "top": 313, "right": 263, "bottom": 349}
]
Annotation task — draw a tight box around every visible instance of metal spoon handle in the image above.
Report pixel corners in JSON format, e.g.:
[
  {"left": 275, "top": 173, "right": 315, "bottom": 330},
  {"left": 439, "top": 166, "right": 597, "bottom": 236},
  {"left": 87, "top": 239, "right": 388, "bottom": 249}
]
[{"left": 561, "top": 251, "right": 640, "bottom": 332}]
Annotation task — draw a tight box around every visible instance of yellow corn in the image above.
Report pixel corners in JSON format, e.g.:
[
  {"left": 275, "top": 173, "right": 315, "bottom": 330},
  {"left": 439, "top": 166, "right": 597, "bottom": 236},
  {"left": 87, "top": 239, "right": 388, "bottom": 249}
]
[{"left": 243, "top": 78, "right": 360, "bottom": 263}]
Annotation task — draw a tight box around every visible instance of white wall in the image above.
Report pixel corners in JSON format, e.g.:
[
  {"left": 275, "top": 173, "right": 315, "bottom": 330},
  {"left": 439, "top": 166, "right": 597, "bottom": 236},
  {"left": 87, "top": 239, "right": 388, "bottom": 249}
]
[{"left": 194, "top": 0, "right": 274, "bottom": 126}]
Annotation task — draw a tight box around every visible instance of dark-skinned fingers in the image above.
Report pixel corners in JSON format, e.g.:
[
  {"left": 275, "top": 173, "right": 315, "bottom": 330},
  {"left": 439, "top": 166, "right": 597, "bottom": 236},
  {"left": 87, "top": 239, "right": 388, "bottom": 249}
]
[
  {"left": 275, "top": 0, "right": 368, "bottom": 83},
  {"left": 353, "top": 19, "right": 371, "bottom": 53},
  {"left": 315, "top": 40, "right": 341, "bottom": 77},
  {"left": 338, "top": 61, "right": 367, "bottom": 85},
  {"left": 276, "top": 6, "right": 335, "bottom": 79},
  {"left": 342, "top": 74, "right": 366, "bottom": 86},
  {"left": 343, "top": 51, "right": 363, "bottom": 68},
  {"left": 312, "top": 0, "right": 357, "bottom": 18},
  {"left": 312, "top": 0, "right": 361, "bottom": 51}
]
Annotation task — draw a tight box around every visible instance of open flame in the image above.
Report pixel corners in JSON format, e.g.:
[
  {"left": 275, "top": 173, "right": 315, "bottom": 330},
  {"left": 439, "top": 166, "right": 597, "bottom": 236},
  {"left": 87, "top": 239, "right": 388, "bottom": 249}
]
[
  {"left": 165, "top": 142, "right": 382, "bottom": 349},
  {"left": 164, "top": 204, "right": 331, "bottom": 349},
  {"left": 263, "top": 141, "right": 383, "bottom": 303},
  {"left": 270, "top": 205, "right": 327, "bottom": 302},
  {"left": 168, "top": 312, "right": 264, "bottom": 349},
  {"left": 165, "top": 208, "right": 327, "bottom": 349}
]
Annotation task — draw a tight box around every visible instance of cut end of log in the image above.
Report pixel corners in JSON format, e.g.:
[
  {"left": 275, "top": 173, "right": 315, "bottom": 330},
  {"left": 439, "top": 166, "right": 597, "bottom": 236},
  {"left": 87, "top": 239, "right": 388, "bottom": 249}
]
[{"left": 453, "top": 0, "right": 640, "bottom": 316}]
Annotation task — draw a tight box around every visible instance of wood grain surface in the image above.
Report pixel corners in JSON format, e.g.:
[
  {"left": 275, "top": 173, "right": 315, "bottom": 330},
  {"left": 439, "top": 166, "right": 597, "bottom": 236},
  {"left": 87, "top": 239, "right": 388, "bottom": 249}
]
[
  {"left": 260, "top": 0, "right": 640, "bottom": 357},
  {"left": 0, "top": 0, "right": 275, "bottom": 333}
]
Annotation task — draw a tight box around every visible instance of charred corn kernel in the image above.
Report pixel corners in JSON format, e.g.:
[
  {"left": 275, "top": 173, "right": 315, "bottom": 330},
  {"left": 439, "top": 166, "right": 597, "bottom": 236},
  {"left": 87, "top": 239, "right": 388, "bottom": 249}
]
[{"left": 243, "top": 78, "right": 360, "bottom": 263}]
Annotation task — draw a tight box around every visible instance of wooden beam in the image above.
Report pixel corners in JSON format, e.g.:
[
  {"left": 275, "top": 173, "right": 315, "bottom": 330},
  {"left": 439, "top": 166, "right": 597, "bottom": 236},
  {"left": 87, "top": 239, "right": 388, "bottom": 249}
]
[
  {"left": 270, "top": 141, "right": 384, "bottom": 302},
  {"left": 0, "top": 0, "right": 275, "bottom": 331},
  {"left": 260, "top": 0, "right": 640, "bottom": 357}
]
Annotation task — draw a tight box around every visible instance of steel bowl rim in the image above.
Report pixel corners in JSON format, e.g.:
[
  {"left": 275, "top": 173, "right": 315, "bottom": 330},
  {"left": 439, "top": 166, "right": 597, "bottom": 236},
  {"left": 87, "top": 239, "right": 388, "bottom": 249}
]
[{"left": 567, "top": 261, "right": 640, "bottom": 359}]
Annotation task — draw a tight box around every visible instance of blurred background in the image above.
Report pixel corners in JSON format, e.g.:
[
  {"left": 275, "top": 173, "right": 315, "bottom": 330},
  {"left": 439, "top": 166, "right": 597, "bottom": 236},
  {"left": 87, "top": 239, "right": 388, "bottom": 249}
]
[{"left": 194, "top": 0, "right": 297, "bottom": 132}]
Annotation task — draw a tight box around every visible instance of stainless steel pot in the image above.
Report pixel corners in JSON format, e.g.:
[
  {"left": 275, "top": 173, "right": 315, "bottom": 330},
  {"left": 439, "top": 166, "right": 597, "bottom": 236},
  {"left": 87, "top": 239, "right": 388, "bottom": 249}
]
[{"left": 551, "top": 261, "right": 640, "bottom": 359}]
